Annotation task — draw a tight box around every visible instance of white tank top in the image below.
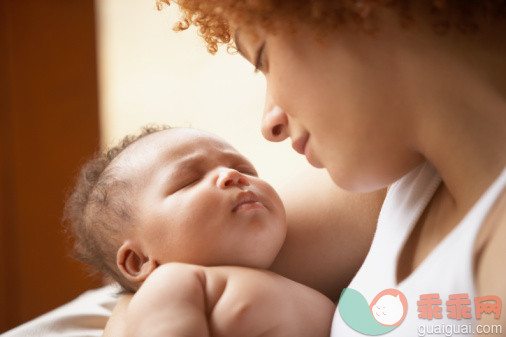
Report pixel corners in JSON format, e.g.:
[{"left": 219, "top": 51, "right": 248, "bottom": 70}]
[{"left": 331, "top": 162, "right": 506, "bottom": 337}]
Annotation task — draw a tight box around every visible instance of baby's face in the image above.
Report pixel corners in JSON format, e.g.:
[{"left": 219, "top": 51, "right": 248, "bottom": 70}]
[{"left": 116, "top": 128, "right": 286, "bottom": 269}]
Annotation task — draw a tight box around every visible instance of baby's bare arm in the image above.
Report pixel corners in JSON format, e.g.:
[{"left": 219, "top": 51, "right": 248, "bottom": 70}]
[
  {"left": 109, "top": 264, "right": 335, "bottom": 337},
  {"left": 208, "top": 266, "right": 336, "bottom": 337},
  {"left": 125, "top": 263, "right": 290, "bottom": 337},
  {"left": 127, "top": 263, "right": 209, "bottom": 337},
  {"left": 104, "top": 294, "right": 132, "bottom": 337}
]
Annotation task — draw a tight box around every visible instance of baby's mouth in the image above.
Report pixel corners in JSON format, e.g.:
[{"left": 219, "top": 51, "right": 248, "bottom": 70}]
[{"left": 232, "top": 191, "right": 264, "bottom": 212}]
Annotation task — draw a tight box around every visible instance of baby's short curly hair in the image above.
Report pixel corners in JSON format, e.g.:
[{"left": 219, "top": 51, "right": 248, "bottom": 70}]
[
  {"left": 158, "top": 0, "right": 506, "bottom": 54},
  {"left": 64, "top": 125, "right": 171, "bottom": 293}
]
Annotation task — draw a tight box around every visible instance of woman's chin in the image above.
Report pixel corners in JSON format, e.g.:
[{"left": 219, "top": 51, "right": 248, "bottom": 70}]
[
  {"left": 328, "top": 169, "right": 387, "bottom": 193},
  {"left": 306, "top": 155, "right": 324, "bottom": 168},
  {"left": 304, "top": 143, "right": 324, "bottom": 168}
]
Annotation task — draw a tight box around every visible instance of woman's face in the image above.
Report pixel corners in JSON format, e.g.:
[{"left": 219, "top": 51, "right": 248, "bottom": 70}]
[{"left": 234, "top": 22, "right": 424, "bottom": 192}]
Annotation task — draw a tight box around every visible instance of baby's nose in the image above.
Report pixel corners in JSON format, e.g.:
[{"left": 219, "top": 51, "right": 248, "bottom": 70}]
[{"left": 217, "top": 169, "right": 250, "bottom": 189}]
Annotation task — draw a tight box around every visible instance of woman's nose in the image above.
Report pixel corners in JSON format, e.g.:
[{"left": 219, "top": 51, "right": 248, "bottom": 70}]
[
  {"left": 217, "top": 169, "right": 250, "bottom": 189},
  {"left": 261, "top": 105, "right": 289, "bottom": 142}
]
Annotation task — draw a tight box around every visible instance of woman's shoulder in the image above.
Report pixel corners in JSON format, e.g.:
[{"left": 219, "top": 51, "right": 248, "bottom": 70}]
[
  {"left": 474, "top": 186, "right": 505, "bottom": 287},
  {"left": 474, "top": 186, "right": 505, "bottom": 333},
  {"left": 474, "top": 168, "right": 506, "bottom": 268}
]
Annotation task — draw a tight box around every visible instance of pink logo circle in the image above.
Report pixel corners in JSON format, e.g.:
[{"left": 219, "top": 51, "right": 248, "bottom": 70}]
[{"left": 369, "top": 289, "right": 408, "bottom": 327}]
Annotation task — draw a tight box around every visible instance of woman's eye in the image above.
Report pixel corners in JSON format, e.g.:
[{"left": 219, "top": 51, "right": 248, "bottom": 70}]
[
  {"left": 253, "top": 42, "right": 266, "bottom": 73},
  {"left": 238, "top": 168, "right": 258, "bottom": 177}
]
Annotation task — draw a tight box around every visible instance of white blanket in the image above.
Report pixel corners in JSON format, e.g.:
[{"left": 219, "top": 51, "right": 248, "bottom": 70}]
[{"left": 3, "top": 285, "right": 117, "bottom": 337}]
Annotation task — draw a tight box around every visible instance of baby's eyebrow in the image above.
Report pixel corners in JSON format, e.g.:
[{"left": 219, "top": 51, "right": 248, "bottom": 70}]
[
  {"left": 167, "top": 151, "right": 254, "bottom": 181},
  {"left": 168, "top": 155, "right": 204, "bottom": 179},
  {"left": 159, "top": 158, "right": 200, "bottom": 195}
]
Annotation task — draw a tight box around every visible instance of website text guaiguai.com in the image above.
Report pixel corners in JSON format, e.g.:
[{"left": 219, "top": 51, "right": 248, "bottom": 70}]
[{"left": 417, "top": 323, "right": 503, "bottom": 336}]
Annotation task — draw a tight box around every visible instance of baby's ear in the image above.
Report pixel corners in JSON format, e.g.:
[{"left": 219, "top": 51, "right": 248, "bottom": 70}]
[{"left": 117, "top": 240, "right": 157, "bottom": 283}]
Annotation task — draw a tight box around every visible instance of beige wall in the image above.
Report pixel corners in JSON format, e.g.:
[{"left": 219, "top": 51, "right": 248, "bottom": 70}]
[{"left": 96, "top": 0, "right": 319, "bottom": 190}]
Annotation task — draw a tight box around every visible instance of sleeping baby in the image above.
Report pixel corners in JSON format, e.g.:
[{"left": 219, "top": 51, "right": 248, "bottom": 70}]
[{"left": 65, "top": 126, "right": 335, "bottom": 337}]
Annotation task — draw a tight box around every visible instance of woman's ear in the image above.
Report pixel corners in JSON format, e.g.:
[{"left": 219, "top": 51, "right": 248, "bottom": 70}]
[{"left": 117, "top": 241, "right": 157, "bottom": 283}]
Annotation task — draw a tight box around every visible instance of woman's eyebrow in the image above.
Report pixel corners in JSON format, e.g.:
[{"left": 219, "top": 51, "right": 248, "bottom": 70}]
[{"left": 234, "top": 29, "right": 251, "bottom": 61}]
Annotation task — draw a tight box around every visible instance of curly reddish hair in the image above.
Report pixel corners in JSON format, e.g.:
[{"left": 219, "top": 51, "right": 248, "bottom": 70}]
[
  {"left": 157, "top": 0, "right": 506, "bottom": 54},
  {"left": 64, "top": 125, "right": 171, "bottom": 293}
]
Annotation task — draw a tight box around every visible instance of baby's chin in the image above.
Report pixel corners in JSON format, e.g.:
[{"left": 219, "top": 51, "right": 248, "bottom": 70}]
[
  {"left": 230, "top": 245, "right": 284, "bottom": 271},
  {"left": 229, "top": 219, "right": 287, "bottom": 269},
  {"left": 235, "top": 253, "right": 279, "bottom": 270}
]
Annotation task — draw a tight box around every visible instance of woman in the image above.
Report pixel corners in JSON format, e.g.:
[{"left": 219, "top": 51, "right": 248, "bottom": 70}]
[{"left": 106, "top": 1, "right": 506, "bottom": 335}]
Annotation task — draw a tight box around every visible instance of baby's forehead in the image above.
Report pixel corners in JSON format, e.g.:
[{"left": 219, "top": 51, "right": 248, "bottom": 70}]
[
  {"left": 138, "top": 128, "right": 239, "bottom": 158},
  {"left": 111, "top": 128, "right": 245, "bottom": 177}
]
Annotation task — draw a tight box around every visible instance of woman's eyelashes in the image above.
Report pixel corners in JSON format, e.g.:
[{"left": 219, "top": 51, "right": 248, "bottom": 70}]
[
  {"left": 240, "top": 169, "right": 258, "bottom": 177},
  {"left": 235, "top": 165, "right": 258, "bottom": 177},
  {"left": 253, "top": 42, "right": 266, "bottom": 73}
]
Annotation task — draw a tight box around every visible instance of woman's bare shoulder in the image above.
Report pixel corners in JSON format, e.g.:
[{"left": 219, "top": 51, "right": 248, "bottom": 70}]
[
  {"left": 474, "top": 187, "right": 505, "bottom": 335},
  {"left": 475, "top": 186, "right": 506, "bottom": 289}
]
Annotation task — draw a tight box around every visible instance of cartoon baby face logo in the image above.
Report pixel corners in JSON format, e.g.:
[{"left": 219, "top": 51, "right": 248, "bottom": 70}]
[
  {"left": 339, "top": 288, "right": 408, "bottom": 335},
  {"left": 369, "top": 289, "right": 408, "bottom": 327}
]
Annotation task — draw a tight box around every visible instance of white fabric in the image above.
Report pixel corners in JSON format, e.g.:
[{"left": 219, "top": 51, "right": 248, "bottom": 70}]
[
  {"left": 331, "top": 162, "right": 506, "bottom": 336},
  {"left": 2, "top": 285, "right": 119, "bottom": 337}
]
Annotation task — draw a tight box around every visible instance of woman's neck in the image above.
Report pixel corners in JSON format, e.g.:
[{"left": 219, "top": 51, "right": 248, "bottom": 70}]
[
  {"left": 412, "top": 56, "right": 506, "bottom": 214},
  {"left": 385, "top": 16, "right": 506, "bottom": 214}
]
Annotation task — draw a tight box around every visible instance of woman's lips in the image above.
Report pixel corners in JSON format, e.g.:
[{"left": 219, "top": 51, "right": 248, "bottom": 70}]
[
  {"left": 292, "top": 134, "right": 324, "bottom": 168},
  {"left": 304, "top": 141, "right": 324, "bottom": 168},
  {"left": 232, "top": 191, "right": 265, "bottom": 212},
  {"left": 292, "top": 134, "right": 309, "bottom": 155}
]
